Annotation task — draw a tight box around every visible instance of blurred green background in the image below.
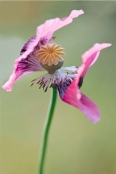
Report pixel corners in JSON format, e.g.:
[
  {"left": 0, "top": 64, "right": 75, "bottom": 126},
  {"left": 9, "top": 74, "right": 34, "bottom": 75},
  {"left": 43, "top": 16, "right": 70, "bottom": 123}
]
[{"left": 1, "top": 1, "right": 116, "bottom": 174}]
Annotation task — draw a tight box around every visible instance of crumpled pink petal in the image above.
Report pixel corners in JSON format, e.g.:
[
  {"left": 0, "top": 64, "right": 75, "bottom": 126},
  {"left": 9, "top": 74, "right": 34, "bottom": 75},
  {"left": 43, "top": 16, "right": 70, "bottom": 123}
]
[
  {"left": 81, "top": 43, "right": 112, "bottom": 77},
  {"left": 2, "top": 10, "right": 84, "bottom": 92},
  {"left": 2, "top": 53, "right": 45, "bottom": 92},
  {"left": 36, "top": 10, "right": 84, "bottom": 43},
  {"left": 60, "top": 43, "right": 112, "bottom": 123}
]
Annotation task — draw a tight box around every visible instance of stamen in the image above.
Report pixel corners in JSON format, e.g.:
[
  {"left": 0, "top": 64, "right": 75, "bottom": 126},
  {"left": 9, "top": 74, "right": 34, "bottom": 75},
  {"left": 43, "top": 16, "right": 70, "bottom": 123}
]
[{"left": 30, "top": 68, "right": 77, "bottom": 93}]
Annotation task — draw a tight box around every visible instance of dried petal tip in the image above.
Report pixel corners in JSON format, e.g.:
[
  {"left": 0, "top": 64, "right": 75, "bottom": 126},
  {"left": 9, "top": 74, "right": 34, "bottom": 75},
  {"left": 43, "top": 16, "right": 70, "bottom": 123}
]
[
  {"left": 36, "top": 43, "right": 65, "bottom": 73},
  {"left": 69, "top": 10, "right": 84, "bottom": 18}
]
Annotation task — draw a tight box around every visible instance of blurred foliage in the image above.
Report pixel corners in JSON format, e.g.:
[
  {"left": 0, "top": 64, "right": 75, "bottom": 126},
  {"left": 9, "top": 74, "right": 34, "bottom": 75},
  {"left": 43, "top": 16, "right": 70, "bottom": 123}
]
[{"left": 0, "top": 1, "right": 116, "bottom": 174}]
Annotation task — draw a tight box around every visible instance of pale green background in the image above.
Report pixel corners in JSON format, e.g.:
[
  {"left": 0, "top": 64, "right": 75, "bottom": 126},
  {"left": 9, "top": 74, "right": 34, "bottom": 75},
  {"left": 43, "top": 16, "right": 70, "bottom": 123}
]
[{"left": 0, "top": 1, "right": 116, "bottom": 174}]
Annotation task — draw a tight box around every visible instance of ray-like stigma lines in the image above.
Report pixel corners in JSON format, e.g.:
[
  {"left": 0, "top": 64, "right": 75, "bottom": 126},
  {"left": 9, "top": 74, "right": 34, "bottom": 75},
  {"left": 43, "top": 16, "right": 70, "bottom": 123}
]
[{"left": 36, "top": 43, "right": 65, "bottom": 66}]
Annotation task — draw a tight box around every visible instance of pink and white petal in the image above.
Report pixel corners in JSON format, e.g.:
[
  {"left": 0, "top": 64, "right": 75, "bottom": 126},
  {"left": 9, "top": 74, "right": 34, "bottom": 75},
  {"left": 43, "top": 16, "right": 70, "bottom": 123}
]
[
  {"left": 20, "top": 10, "right": 84, "bottom": 56},
  {"left": 81, "top": 43, "right": 112, "bottom": 77},
  {"left": 2, "top": 52, "right": 45, "bottom": 92},
  {"left": 36, "top": 10, "right": 84, "bottom": 43},
  {"left": 2, "top": 35, "right": 45, "bottom": 92},
  {"left": 59, "top": 43, "right": 111, "bottom": 122},
  {"left": 71, "top": 43, "right": 112, "bottom": 85},
  {"left": 18, "top": 9, "right": 84, "bottom": 63}
]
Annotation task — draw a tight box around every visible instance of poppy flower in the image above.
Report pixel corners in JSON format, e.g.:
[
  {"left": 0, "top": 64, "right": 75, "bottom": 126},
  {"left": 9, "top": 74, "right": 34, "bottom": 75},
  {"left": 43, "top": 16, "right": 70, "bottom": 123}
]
[{"left": 2, "top": 10, "right": 111, "bottom": 123}]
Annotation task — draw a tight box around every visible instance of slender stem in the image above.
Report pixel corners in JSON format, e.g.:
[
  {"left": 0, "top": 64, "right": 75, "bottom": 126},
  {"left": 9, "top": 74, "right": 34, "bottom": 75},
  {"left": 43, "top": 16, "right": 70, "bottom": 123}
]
[{"left": 39, "top": 87, "right": 57, "bottom": 174}]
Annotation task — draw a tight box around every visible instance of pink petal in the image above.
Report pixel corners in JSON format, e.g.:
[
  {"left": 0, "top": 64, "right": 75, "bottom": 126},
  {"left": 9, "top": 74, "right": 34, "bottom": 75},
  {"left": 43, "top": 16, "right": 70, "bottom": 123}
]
[
  {"left": 60, "top": 43, "right": 112, "bottom": 123},
  {"left": 2, "top": 35, "right": 46, "bottom": 92},
  {"left": 36, "top": 10, "right": 84, "bottom": 42},
  {"left": 60, "top": 77, "right": 100, "bottom": 123},
  {"left": 2, "top": 60, "right": 44, "bottom": 92},
  {"left": 81, "top": 43, "right": 112, "bottom": 77},
  {"left": 2, "top": 46, "right": 45, "bottom": 92},
  {"left": 2, "top": 10, "right": 84, "bottom": 92},
  {"left": 79, "top": 93, "right": 100, "bottom": 123}
]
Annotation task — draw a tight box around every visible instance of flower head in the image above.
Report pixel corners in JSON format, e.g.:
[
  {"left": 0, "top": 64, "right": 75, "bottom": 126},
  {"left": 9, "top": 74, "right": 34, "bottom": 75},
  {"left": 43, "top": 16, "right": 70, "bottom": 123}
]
[{"left": 2, "top": 10, "right": 111, "bottom": 123}]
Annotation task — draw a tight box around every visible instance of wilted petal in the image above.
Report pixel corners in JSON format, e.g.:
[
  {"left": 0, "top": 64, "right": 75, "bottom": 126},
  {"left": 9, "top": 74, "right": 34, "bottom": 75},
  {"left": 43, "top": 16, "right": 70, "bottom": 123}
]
[
  {"left": 81, "top": 43, "right": 112, "bottom": 77},
  {"left": 36, "top": 10, "right": 84, "bottom": 43},
  {"left": 59, "top": 43, "right": 111, "bottom": 122},
  {"left": 2, "top": 35, "right": 45, "bottom": 92},
  {"left": 2, "top": 48, "right": 45, "bottom": 92}
]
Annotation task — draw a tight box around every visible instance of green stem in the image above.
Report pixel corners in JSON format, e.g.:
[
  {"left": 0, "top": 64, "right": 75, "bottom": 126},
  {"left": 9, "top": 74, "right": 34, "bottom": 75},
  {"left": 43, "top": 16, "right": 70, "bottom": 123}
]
[{"left": 39, "top": 87, "right": 57, "bottom": 174}]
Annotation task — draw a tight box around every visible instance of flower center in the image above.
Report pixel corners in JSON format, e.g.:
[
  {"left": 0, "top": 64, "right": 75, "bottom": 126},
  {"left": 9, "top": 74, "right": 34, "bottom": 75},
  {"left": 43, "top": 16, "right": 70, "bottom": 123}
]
[
  {"left": 36, "top": 43, "right": 65, "bottom": 66},
  {"left": 30, "top": 68, "right": 77, "bottom": 92}
]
